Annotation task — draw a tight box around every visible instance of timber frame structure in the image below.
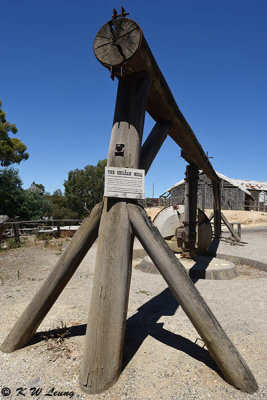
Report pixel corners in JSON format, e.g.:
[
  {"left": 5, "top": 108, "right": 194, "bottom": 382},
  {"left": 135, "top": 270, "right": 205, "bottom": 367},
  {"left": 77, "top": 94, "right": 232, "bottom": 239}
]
[{"left": 1, "top": 10, "right": 258, "bottom": 395}]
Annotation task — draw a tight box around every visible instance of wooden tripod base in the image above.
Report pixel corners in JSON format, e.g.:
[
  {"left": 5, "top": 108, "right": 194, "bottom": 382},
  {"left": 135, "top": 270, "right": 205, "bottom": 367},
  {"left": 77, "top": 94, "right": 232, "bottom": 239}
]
[
  {"left": 0, "top": 70, "right": 258, "bottom": 395},
  {"left": 1, "top": 201, "right": 258, "bottom": 395}
]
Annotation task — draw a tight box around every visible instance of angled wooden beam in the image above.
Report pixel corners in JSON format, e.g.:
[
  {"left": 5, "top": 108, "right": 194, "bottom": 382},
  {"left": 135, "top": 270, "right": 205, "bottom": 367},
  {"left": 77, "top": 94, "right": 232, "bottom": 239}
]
[
  {"left": 94, "top": 17, "right": 219, "bottom": 183},
  {"left": 1, "top": 202, "right": 103, "bottom": 353},
  {"left": 127, "top": 203, "right": 258, "bottom": 394},
  {"left": 139, "top": 120, "right": 172, "bottom": 174},
  {"left": 221, "top": 212, "right": 240, "bottom": 241},
  {"left": 209, "top": 211, "right": 214, "bottom": 221}
]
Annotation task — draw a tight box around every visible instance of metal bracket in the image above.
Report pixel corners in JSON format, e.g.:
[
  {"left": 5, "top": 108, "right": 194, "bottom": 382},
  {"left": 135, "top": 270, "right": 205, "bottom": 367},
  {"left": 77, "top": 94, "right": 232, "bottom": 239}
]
[
  {"left": 112, "top": 7, "right": 129, "bottom": 20},
  {"left": 115, "top": 143, "right": 125, "bottom": 156}
]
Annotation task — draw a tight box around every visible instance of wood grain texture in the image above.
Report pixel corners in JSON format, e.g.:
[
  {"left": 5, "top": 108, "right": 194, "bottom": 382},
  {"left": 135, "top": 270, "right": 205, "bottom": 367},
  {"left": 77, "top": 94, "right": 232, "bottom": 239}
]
[
  {"left": 1, "top": 202, "right": 103, "bottom": 353},
  {"left": 79, "top": 199, "right": 133, "bottom": 393},
  {"left": 139, "top": 120, "right": 172, "bottom": 174},
  {"left": 94, "top": 18, "right": 142, "bottom": 67},
  {"left": 79, "top": 73, "right": 151, "bottom": 394},
  {"left": 127, "top": 203, "right": 258, "bottom": 394}
]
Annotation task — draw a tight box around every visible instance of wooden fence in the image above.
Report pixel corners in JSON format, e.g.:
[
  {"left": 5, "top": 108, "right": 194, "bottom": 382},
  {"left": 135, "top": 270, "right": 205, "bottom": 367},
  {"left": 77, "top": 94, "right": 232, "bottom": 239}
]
[{"left": 1, "top": 219, "right": 83, "bottom": 245}]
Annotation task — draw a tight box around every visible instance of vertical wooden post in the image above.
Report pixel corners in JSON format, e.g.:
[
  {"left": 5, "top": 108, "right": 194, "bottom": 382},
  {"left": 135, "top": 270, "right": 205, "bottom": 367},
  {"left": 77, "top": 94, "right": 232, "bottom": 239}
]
[
  {"left": 183, "top": 163, "right": 199, "bottom": 256},
  {"left": 212, "top": 181, "right": 221, "bottom": 237},
  {"left": 79, "top": 73, "right": 151, "bottom": 394},
  {"left": 14, "top": 222, "right": 20, "bottom": 246},
  {"left": 56, "top": 222, "right": 60, "bottom": 238},
  {"left": 201, "top": 179, "right": 206, "bottom": 212}
]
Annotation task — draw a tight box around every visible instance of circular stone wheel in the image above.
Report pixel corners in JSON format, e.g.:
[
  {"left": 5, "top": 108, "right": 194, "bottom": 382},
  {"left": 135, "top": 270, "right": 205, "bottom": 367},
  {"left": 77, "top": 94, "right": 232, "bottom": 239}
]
[{"left": 93, "top": 18, "right": 142, "bottom": 67}]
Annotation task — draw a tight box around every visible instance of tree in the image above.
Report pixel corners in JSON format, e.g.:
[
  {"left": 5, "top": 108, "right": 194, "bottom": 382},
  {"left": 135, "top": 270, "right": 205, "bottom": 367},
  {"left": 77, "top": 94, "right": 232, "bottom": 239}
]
[
  {"left": 29, "top": 181, "right": 45, "bottom": 195},
  {"left": 0, "top": 101, "right": 29, "bottom": 167},
  {"left": 19, "top": 190, "right": 52, "bottom": 220},
  {"left": 64, "top": 159, "right": 106, "bottom": 217},
  {"left": 0, "top": 168, "right": 24, "bottom": 217},
  {"left": 49, "top": 189, "right": 79, "bottom": 219},
  {"left": 0, "top": 168, "right": 51, "bottom": 219}
]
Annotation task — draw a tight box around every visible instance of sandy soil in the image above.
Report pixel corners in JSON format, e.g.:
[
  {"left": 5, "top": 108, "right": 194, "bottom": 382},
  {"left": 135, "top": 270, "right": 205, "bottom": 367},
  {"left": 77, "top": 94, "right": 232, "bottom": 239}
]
[
  {"left": 146, "top": 207, "right": 267, "bottom": 229},
  {"left": 0, "top": 238, "right": 266, "bottom": 400}
]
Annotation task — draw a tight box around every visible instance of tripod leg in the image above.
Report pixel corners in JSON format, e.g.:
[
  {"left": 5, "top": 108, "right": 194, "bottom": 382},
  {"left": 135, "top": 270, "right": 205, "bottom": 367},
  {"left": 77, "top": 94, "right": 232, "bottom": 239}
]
[
  {"left": 127, "top": 203, "right": 258, "bottom": 394},
  {"left": 1, "top": 202, "right": 103, "bottom": 353}
]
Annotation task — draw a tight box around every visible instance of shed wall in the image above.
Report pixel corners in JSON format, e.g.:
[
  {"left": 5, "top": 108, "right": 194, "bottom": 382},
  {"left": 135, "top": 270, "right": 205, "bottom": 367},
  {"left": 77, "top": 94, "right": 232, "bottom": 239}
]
[{"left": 170, "top": 175, "right": 246, "bottom": 210}]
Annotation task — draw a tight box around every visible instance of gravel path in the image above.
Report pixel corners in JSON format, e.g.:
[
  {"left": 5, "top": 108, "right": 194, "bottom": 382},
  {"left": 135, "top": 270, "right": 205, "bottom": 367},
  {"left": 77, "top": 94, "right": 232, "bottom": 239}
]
[{"left": 0, "top": 238, "right": 266, "bottom": 400}]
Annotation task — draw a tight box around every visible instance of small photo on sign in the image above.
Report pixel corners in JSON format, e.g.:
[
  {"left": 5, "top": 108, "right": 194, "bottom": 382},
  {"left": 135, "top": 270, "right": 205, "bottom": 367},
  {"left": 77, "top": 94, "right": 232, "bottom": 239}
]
[{"left": 104, "top": 167, "right": 145, "bottom": 200}]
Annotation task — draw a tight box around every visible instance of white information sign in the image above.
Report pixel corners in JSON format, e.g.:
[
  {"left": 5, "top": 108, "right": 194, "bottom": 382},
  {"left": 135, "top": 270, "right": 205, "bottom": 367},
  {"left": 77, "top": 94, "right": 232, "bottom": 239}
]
[{"left": 104, "top": 167, "right": 145, "bottom": 199}]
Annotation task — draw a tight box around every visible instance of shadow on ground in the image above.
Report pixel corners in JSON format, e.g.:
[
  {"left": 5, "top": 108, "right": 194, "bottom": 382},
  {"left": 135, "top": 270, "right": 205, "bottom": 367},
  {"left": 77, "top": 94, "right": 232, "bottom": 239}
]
[{"left": 30, "top": 287, "right": 219, "bottom": 375}]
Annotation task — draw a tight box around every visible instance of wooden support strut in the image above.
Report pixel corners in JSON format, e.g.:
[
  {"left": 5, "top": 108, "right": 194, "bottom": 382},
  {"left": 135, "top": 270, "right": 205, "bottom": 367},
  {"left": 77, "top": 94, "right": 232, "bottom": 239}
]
[
  {"left": 1, "top": 202, "right": 103, "bottom": 353},
  {"left": 139, "top": 120, "right": 172, "bottom": 174},
  {"left": 93, "top": 17, "right": 219, "bottom": 184},
  {"left": 127, "top": 203, "right": 258, "bottom": 394},
  {"left": 79, "top": 72, "right": 152, "bottom": 394},
  {"left": 220, "top": 212, "right": 240, "bottom": 241}
]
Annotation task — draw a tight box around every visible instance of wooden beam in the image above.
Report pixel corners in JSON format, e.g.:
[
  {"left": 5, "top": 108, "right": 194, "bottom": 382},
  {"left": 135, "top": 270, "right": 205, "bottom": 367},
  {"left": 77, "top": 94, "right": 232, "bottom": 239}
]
[
  {"left": 221, "top": 212, "right": 240, "bottom": 241},
  {"left": 1, "top": 202, "right": 103, "bottom": 353},
  {"left": 94, "top": 17, "right": 219, "bottom": 183},
  {"left": 209, "top": 211, "right": 214, "bottom": 221},
  {"left": 127, "top": 203, "right": 258, "bottom": 394},
  {"left": 183, "top": 163, "right": 199, "bottom": 256},
  {"left": 139, "top": 120, "right": 172, "bottom": 174},
  {"left": 79, "top": 73, "right": 152, "bottom": 394},
  {"left": 213, "top": 181, "right": 221, "bottom": 237}
]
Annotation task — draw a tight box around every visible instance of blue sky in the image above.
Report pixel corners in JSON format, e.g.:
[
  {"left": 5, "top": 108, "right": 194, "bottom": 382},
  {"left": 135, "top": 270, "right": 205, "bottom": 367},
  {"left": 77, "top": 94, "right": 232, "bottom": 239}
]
[{"left": 1, "top": 0, "right": 267, "bottom": 197}]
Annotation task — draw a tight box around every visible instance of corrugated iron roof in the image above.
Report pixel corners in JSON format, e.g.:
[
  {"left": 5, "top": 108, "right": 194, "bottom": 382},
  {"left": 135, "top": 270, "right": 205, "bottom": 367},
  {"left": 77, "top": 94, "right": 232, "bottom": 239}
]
[
  {"left": 163, "top": 171, "right": 267, "bottom": 198},
  {"left": 227, "top": 178, "right": 267, "bottom": 192},
  {"left": 215, "top": 172, "right": 253, "bottom": 197}
]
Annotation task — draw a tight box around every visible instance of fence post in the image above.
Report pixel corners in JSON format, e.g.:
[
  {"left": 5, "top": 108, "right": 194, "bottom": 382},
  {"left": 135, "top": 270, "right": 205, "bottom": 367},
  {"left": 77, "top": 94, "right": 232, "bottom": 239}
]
[{"left": 14, "top": 223, "right": 20, "bottom": 246}]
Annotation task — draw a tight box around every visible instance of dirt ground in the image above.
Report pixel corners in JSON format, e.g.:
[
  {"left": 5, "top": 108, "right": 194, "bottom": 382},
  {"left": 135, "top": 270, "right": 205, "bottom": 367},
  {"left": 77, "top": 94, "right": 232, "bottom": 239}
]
[{"left": 0, "top": 229, "right": 266, "bottom": 400}]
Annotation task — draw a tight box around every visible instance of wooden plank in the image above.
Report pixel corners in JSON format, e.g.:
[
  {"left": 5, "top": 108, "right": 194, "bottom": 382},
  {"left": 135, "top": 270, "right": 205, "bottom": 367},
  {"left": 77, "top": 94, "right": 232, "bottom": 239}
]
[
  {"left": 1, "top": 202, "right": 103, "bottom": 353},
  {"left": 79, "top": 73, "right": 151, "bottom": 394},
  {"left": 139, "top": 120, "right": 172, "bottom": 174},
  {"left": 127, "top": 203, "right": 258, "bottom": 394},
  {"left": 94, "top": 18, "right": 219, "bottom": 183}
]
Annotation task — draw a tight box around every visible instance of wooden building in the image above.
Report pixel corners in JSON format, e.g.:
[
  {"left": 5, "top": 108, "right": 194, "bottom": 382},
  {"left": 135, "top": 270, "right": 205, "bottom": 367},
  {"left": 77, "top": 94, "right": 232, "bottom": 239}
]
[{"left": 162, "top": 171, "right": 267, "bottom": 211}]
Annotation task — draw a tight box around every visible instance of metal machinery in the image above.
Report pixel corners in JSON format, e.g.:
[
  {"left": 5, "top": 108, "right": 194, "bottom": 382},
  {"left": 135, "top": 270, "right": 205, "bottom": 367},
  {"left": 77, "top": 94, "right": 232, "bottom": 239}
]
[{"left": 153, "top": 206, "right": 212, "bottom": 256}]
